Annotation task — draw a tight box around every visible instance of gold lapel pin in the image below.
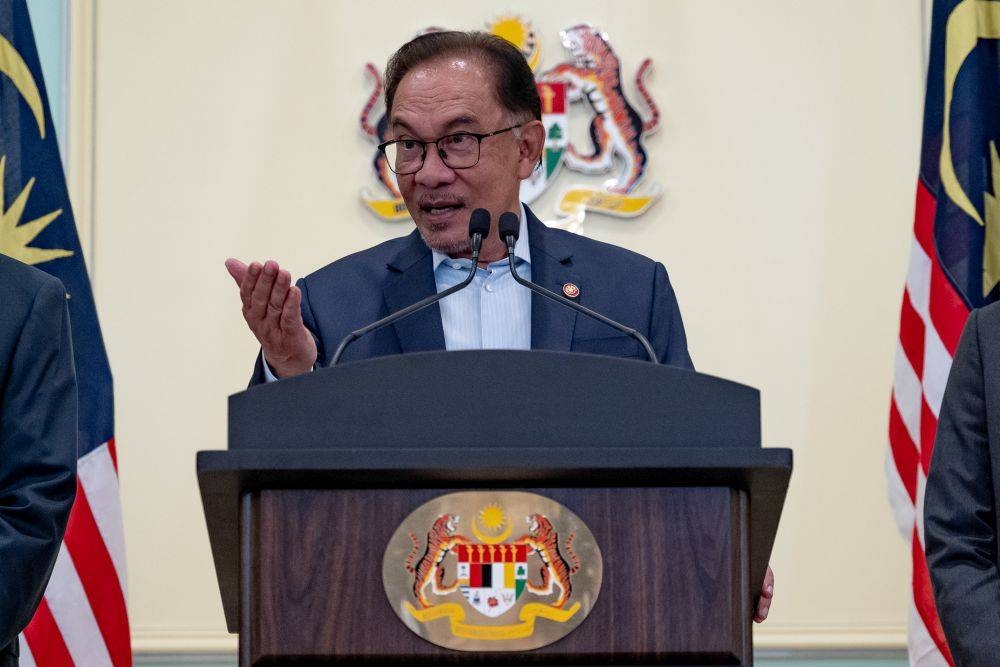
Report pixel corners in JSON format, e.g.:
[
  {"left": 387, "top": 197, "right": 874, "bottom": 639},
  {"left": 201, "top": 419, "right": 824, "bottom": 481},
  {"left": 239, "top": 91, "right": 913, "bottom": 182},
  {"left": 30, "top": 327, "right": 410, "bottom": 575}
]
[{"left": 562, "top": 282, "right": 580, "bottom": 299}]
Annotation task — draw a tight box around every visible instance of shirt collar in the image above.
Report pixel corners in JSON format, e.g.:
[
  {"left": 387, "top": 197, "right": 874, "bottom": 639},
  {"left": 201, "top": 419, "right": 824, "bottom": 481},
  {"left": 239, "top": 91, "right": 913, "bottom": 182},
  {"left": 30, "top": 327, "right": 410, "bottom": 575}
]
[{"left": 432, "top": 202, "right": 531, "bottom": 270}]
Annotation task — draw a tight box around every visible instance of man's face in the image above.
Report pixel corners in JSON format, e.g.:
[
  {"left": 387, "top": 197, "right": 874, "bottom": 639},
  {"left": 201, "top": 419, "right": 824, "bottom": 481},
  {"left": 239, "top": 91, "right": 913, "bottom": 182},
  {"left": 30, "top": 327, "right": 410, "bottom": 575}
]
[{"left": 389, "top": 56, "right": 540, "bottom": 256}]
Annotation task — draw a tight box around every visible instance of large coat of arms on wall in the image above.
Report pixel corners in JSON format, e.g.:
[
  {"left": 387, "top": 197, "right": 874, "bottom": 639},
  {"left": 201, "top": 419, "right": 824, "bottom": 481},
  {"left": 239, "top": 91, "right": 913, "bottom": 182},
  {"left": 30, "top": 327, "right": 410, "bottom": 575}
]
[{"left": 358, "top": 16, "right": 663, "bottom": 229}]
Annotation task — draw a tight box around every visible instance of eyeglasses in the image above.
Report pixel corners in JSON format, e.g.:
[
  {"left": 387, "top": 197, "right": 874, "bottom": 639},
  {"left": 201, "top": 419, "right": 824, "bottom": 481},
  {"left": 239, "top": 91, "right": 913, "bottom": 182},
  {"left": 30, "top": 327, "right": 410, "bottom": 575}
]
[{"left": 377, "top": 124, "right": 522, "bottom": 175}]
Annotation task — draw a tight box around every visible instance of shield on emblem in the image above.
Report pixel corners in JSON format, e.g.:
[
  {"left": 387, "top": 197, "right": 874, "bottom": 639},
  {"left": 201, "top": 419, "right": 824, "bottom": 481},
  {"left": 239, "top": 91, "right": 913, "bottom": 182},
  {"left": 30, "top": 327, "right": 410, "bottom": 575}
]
[
  {"left": 457, "top": 544, "right": 528, "bottom": 617},
  {"left": 520, "top": 82, "right": 568, "bottom": 204}
]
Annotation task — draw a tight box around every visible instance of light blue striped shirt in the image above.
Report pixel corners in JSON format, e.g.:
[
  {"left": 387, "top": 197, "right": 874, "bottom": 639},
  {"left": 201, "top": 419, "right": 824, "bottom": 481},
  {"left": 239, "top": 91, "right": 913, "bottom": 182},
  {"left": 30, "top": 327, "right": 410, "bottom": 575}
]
[
  {"left": 263, "top": 207, "right": 532, "bottom": 381},
  {"left": 431, "top": 205, "right": 532, "bottom": 351}
]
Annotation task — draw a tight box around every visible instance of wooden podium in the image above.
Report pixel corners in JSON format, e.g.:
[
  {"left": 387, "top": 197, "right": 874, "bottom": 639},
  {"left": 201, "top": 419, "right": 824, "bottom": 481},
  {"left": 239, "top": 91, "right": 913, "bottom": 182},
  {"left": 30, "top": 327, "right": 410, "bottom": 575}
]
[{"left": 198, "top": 351, "right": 792, "bottom": 665}]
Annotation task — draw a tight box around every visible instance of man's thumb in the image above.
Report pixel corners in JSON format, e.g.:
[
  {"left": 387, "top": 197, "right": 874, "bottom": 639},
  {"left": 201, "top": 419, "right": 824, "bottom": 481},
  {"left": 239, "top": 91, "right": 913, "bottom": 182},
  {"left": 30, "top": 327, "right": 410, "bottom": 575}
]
[{"left": 225, "top": 258, "right": 247, "bottom": 285}]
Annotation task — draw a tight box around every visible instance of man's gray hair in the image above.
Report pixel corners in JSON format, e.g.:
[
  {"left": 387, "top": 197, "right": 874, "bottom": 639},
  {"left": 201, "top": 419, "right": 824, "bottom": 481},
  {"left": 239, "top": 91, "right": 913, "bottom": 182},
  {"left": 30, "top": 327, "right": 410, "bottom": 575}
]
[{"left": 383, "top": 31, "right": 542, "bottom": 122}]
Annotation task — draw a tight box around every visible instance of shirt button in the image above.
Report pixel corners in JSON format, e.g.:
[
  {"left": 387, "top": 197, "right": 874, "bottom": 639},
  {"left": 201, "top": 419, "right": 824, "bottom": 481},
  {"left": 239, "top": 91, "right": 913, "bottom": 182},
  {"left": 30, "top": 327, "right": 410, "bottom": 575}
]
[
  {"left": 451, "top": 262, "right": 462, "bottom": 270},
  {"left": 484, "top": 284, "right": 494, "bottom": 293}
]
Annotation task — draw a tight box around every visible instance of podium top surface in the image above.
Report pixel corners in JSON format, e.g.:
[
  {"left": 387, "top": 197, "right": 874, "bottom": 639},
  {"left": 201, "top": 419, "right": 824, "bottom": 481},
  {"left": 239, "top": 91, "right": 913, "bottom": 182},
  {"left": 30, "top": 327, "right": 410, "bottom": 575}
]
[{"left": 229, "top": 350, "right": 761, "bottom": 451}]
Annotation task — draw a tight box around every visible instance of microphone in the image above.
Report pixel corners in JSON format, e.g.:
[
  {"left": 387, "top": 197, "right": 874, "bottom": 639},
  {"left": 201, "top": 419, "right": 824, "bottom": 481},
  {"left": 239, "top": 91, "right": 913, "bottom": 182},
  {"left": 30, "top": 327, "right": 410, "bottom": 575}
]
[
  {"left": 497, "top": 211, "right": 659, "bottom": 364},
  {"left": 328, "top": 208, "right": 492, "bottom": 366}
]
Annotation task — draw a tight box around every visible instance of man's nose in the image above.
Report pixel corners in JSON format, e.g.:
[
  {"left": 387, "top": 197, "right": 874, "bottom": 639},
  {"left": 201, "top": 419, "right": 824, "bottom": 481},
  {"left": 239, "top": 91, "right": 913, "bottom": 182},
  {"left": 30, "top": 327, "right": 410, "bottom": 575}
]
[{"left": 414, "top": 146, "right": 456, "bottom": 187}]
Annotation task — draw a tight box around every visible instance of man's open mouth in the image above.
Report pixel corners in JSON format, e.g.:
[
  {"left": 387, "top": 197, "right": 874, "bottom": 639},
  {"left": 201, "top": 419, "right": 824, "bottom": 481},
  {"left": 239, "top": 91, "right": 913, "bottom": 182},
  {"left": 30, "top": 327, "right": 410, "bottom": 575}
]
[{"left": 420, "top": 199, "right": 464, "bottom": 216}]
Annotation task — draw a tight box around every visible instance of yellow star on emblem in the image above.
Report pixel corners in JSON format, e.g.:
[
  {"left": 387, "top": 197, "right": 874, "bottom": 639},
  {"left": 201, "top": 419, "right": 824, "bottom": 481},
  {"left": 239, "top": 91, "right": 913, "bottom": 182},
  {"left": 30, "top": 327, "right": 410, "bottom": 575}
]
[{"left": 479, "top": 504, "right": 507, "bottom": 533}]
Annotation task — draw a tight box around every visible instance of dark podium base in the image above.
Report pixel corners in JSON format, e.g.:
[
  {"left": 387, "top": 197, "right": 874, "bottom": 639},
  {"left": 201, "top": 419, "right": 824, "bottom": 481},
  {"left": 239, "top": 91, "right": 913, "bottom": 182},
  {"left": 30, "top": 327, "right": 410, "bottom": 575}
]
[{"left": 244, "top": 487, "right": 749, "bottom": 665}]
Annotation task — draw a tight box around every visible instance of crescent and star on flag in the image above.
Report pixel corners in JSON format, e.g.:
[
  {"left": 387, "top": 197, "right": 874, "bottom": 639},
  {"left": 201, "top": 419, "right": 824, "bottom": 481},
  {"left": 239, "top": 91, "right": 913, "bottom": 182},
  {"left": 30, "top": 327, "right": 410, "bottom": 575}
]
[
  {"left": 940, "top": 0, "right": 1000, "bottom": 298},
  {"left": 0, "top": 33, "right": 72, "bottom": 266}
]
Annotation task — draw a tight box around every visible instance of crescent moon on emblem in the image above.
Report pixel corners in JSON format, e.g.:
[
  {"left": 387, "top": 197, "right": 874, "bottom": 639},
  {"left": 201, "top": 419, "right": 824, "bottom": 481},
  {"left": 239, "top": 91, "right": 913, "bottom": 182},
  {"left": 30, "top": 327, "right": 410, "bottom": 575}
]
[
  {"left": 471, "top": 516, "right": 513, "bottom": 545},
  {"left": 0, "top": 34, "right": 46, "bottom": 138}
]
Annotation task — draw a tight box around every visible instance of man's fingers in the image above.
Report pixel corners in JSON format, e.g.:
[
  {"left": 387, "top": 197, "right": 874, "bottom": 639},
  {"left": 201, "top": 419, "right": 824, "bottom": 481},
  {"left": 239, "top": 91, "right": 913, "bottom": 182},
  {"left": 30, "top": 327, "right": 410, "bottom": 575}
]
[
  {"left": 249, "top": 260, "right": 279, "bottom": 319},
  {"left": 240, "top": 261, "right": 262, "bottom": 310},
  {"left": 754, "top": 599, "right": 770, "bottom": 622},
  {"left": 754, "top": 565, "right": 774, "bottom": 623},
  {"left": 761, "top": 566, "right": 774, "bottom": 599},
  {"left": 280, "top": 285, "right": 304, "bottom": 333},
  {"left": 267, "top": 270, "right": 292, "bottom": 319}
]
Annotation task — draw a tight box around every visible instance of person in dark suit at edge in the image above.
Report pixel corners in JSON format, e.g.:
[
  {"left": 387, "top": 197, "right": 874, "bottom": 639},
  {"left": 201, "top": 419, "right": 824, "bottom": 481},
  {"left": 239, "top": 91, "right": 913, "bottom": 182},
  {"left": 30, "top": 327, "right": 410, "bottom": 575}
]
[
  {"left": 0, "top": 253, "right": 78, "bottom": 666},
  {"left": 224, "top": 30, "right": 775, "bottom": 621},
  {"left": 925, "top": 300, "right": 1000, "bottom": 665}
]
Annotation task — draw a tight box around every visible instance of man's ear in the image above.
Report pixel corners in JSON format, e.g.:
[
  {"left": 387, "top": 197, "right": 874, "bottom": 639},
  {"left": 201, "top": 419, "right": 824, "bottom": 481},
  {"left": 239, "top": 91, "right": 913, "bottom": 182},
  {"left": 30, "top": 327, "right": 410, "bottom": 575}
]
[{"left": 516, "top": 120, "right": 546, "bottom": 180}]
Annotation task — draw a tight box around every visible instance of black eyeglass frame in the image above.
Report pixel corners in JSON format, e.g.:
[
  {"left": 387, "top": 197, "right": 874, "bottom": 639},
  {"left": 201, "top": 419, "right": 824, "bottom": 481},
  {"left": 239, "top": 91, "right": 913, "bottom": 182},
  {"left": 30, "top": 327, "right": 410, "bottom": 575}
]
[{"left": 377, "top": 124, "right": 523, "bottom": 175}]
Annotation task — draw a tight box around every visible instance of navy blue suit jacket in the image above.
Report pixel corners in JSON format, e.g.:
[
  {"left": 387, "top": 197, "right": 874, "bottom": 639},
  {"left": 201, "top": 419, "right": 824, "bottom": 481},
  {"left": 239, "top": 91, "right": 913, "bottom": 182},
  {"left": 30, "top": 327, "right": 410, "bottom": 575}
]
[
  {"left": 0, "top": 254, "right": 77, "bottom": 657},
  {"left": 925, "top": 301, "right": 1000, "bottom": 665},
  {"left": 253, "top": 205, "right": 692, "bottom": 381}
]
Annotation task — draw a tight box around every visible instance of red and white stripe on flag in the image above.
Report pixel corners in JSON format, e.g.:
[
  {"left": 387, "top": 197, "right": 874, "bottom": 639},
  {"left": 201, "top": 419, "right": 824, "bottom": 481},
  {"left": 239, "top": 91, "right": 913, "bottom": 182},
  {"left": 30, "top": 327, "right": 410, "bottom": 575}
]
[
  {"left": 888, "top": 181, "right": 966, "bottom": 666},
  {"left": 18, "top": 440, "right": 131, "bottom": 667}
]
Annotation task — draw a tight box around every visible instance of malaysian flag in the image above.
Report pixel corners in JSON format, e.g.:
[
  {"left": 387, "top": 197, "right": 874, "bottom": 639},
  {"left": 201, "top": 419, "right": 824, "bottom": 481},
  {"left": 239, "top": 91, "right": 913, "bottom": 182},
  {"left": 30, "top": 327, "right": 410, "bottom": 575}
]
[
  {"left": 888, "top": 0, "right": 1000, "bottom": 664},
  {"left": 1, "top": 2, "right": 131, "bottom": 664}
]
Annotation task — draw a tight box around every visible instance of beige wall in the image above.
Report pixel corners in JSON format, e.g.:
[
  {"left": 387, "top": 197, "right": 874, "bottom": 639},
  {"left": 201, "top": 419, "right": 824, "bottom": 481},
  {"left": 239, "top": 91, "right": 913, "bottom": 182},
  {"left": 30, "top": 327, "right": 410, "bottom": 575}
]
[{"left": 85, "top": 0, "right": 925, "bottom": 652}]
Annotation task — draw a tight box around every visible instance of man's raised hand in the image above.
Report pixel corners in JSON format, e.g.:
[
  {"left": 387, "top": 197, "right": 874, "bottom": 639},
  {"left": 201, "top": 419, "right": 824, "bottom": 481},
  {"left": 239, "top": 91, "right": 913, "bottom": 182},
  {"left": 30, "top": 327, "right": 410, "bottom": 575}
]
[{"left": 225, "top": 258, "right": 317, "bottom": 378}]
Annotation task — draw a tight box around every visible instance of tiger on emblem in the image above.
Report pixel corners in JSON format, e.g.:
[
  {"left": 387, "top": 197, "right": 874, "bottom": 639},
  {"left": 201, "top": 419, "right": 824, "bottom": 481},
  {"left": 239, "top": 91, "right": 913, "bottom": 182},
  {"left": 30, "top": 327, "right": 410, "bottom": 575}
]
[
  {"left": 516, "top": 514, "right": 581, "bottom": 609},
  {"left": 405, "top": 513, "right": 470, "bottom": 608},
  {"left": 540, "top": 24, "right": 660, "bottom": 194},
  {"left": 358, "top": 62, "right": 400, "bottom": 200}
]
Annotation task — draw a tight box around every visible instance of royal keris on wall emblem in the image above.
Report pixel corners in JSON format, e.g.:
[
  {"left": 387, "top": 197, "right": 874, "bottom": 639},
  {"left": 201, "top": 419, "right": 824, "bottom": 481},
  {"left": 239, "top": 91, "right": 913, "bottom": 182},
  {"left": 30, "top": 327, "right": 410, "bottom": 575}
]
[{"left": 382, "top": 491, "right": 602, "bottom": 651}]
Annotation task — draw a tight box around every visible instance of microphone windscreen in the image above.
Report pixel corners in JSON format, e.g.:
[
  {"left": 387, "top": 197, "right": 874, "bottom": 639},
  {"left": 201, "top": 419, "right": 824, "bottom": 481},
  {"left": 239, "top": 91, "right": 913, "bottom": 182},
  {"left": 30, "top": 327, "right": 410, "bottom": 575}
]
[
  {"left": 498, "top": 211, "right": 520, "bottom": 241},
  {"left": 468, "top": 208, "right": 492, "bottom": 238}
]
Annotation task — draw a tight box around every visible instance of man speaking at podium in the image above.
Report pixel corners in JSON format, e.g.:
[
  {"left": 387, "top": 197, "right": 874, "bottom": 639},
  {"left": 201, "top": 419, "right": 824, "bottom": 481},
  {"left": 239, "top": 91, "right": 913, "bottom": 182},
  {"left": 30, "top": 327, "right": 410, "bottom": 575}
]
[
  {"left": 227, "top": 30, "right": 691, "bottom": 377},
  {"left": 226, "top": 31, "right": 774, "bottom": 621}
]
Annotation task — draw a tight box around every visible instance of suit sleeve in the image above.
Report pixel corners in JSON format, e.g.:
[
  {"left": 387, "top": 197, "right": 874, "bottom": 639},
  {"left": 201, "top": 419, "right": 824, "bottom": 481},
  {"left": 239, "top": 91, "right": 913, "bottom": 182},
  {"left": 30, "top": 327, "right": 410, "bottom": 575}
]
[
  {"left": 648, "top": 262, "right": 694, "bottom": 370},
  {"left": 925, "top": 309, "right": 1000, "bottom": 665},
  {"left": 0, "top": 277, "right": 78, "bottom": 645}
]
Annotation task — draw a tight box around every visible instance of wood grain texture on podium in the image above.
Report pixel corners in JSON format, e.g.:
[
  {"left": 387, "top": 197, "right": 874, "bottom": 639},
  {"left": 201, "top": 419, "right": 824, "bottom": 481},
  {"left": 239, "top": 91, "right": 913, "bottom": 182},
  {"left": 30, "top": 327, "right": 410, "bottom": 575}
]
[{"left": 248, "top": 487, "right": 749, "bottom": 665}]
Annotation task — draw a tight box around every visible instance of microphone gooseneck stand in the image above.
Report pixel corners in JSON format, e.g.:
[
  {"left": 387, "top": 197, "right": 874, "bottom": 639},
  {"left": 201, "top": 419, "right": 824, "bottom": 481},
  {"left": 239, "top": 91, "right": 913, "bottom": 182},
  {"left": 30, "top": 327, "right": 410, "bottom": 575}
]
[
  {"left": 496, "top": 211, "right": 658, "bottom": 364},
  {"left": 328, "top": 208, "right": 492, "bottom": 366}
]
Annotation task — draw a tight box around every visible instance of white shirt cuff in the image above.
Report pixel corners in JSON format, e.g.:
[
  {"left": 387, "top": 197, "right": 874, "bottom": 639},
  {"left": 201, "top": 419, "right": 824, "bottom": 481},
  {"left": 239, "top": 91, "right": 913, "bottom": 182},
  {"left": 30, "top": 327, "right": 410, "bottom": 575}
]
[
  {"left": 261, "top": 352, "right": 281, "bottom": 383},
  {"left": 262, "top": 352, "right": 319, "bottom": 382}
]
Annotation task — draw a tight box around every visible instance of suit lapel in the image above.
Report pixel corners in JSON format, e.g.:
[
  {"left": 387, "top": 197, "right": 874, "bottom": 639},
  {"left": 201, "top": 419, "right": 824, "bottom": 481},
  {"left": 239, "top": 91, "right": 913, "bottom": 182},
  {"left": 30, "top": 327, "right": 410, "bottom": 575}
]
[
  {"left": 526, "top": 207, "right": 579, "bottom": 352},
  {"left": 383, "top": 231, "right": 446, "bottom": 353}
]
